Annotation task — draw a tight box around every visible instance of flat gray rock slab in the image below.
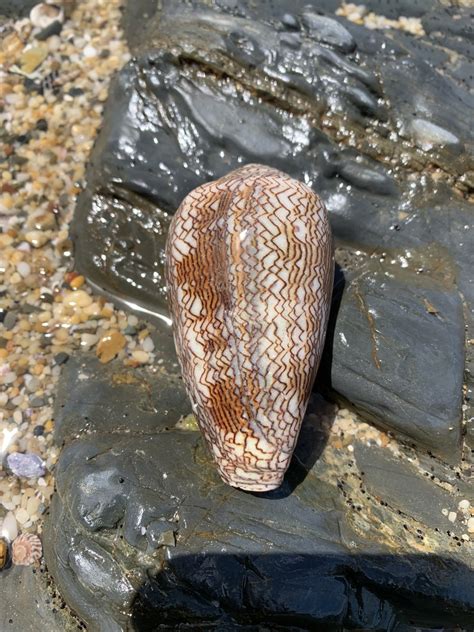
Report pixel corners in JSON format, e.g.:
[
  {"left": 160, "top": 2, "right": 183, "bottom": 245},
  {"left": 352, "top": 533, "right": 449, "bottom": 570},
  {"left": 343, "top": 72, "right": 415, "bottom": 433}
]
[
  {"left": 331, "top": 259, "right": 465, "bottom": 460},
  {"left": 0, "top": 564, "right": 79, "bottom": 632},
  {"left": 43, "top": 353, "right": 474, "bottom": 631}
]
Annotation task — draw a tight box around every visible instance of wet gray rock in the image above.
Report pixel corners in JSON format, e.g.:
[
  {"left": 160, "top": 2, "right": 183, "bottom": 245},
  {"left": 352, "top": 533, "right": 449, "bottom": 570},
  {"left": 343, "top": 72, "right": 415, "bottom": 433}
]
[
  {"left": 44, "top": 352, "right": 474, "bottom": 631},
  {"left": 71, "top": 0, "right": 472, "bottom": 458},
  {"left": 300, "top": 9, "right": 356, "bottom": 52},
  {"left": 330, "top": 256, "right": 465, "bottom": 461},
  {"left": 0, "top": 564, "right": 79, "bottom": 631},
  {"left": 53, "top": 354, "right": 188, "bottom": 446},
  {"left": 0, "top": 0, "right": 38, "bottom": 19},
  {"left": 45, "top": 2, "right": 473, "bottom": 628},
  {"left": 354, "top": 443, "right": 471, "bottom": 537}
]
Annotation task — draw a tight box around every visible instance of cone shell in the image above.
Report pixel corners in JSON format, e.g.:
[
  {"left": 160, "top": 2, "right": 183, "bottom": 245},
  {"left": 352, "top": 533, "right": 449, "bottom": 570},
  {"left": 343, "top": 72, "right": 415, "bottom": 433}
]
[
  {"left": 12, "top": 533, "right": 42, "bottom": 566},
  {"left": 166, "top": 164, "right": 334, "bottom": 491}
]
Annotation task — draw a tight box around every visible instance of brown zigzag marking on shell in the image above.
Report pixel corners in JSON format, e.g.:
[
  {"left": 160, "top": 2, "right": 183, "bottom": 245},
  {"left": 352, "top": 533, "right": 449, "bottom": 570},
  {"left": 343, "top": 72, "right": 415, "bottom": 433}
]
[{"left": 166, "top": 164, "right": 334, "bottom": 492}]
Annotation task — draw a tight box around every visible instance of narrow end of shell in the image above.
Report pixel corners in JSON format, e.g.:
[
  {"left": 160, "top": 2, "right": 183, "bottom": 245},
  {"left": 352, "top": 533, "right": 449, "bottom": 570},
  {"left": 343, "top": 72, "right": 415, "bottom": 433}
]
[{"left": 217, "top": 465, "right": 286, "bottom": 493}]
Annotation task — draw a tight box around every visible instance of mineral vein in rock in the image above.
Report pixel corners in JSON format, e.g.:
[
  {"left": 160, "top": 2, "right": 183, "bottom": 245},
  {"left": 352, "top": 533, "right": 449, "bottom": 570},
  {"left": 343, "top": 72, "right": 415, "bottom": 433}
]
[{"left": 166, "top": 164, "right": 334, "bottom": 491}]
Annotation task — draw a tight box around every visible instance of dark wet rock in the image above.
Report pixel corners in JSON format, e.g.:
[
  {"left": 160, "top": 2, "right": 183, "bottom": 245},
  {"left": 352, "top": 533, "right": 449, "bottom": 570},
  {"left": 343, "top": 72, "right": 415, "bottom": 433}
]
[
  {"left": 422, "top": 6, "right": 474, "bottom": 41},
  {"left": 300, "top": 9, "right": 355, "bottom": 52},
  {"left": 51, "top": 3, "right": 474, "bottom": 626},
  {"left": 74, "top": 186, "right": 172, "bottom": 325},
  {"left": 122, "top": 0, "right": 159, "bottom": 49},
  {"left": 53, "top": 354, "right": 188, "bottom": 446},
  {"left": 0, "top": 0, "right": 37, "bottom": 19},
  {"left": 354, "top": 443, "right": 470, "bottom": 537},
  {"left": 44, "top": 353, "right": 474, "bottom": 630},
  {"left": 0, "top": 564, "right": 78, "bottom": 631},
  {"left": 72, "top": 0, "right": 472, "bottom": 458},
  {"left": 330, "top": 257, "right": 465, "bottom": 461},
  {"left": 72, "top": 48, "right": 400, "bottom": 319},
  {"left": 122, "top": 0, "right": 447, "bottom": 48},
  {"left": 359, "top": 0, "right": 441, "bottom": 19},
  {"left": 414, "top": 6, "right": 474, "bottom": 93}
]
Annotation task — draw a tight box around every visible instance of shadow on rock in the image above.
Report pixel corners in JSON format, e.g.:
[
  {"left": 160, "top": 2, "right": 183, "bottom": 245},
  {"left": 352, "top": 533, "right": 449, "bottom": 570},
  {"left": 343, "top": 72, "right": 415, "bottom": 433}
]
[
  {"left": 130, "top": 552, "right": 474, "bottom": 631},
  {"left": 316, "top": 261, "right": 346, "bottom": 393}
]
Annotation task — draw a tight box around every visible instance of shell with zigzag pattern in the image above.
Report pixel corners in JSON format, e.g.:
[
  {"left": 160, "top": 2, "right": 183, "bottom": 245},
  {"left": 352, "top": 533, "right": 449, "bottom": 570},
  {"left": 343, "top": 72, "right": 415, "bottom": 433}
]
[{"left": 165, "top": 164, "right": 334, "bottom": 491}]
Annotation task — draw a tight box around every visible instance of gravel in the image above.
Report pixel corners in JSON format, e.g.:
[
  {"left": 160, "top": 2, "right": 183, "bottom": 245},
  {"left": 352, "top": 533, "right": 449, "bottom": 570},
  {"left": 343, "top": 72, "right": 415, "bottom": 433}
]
[{"left": 0, "top": 0, "right": 154, "bottom": 541}]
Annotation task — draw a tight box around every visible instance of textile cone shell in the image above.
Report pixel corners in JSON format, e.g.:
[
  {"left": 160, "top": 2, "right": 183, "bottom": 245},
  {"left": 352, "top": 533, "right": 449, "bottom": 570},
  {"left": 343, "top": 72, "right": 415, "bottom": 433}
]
[{"left": 166, "top": 164, "right": 334, "bottom": 491}]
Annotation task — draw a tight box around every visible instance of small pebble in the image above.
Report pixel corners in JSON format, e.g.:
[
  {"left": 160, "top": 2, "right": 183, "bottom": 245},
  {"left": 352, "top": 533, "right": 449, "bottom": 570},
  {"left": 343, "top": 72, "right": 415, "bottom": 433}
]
[
  {"left": 131, "top": 350, "right": 149, "bottom": 364},
  {"left": 27, "top": 496, "right": 41, "bottom": 516},
  {"left": 0, "top": 512, "right": 18, "bottom": 541},
  {"left": 20, "top": 303, "right": 40, "bottom": 315},
  {"left": 68, "top": 86, "right": 84, "bottom": 97},
  {"left": 35, "top": 119, "right": 48, "bottom": 131},
  {"left": 7, "top": 452, "right": 46, "bottom": 478},
  {"left": 29, "top": 396, "right": 45, "bottom": 408},
  {"left": 96, "top": 330, "right": 126, "bottom": 363},
  {"left": 15, "top": 509, "right": 29, "bottom": 525},
  {"left": 17, "top": 262, "right": 31, "bottom": 278},
  {"left": 3, "top": 311, "right": 17, "bottom": 330},
  {"left": 25, "top": 376, "right": 40, "bottom": 393},
  {"left": 448, "top": 511, "right": 457, "bottom": 523},
  {"left": 64, "top": 289, "right": 92, "bottom": 307},
  {"left": 25, "top": 230, "right": 49, "bottom": 248},
  {"left": 458, "top": 499, "right": 470, "bottom": 512},
  {"left": 3, "top": 372, "right": 17, "bottom": 385},
  {"left": 142, "top": 336, "right": 155, "bottom": 353},
  {"left": 158, "top": 530, "right": 176, "bottom": 547},
  {"left": 83, "top": 44, "right": 97, "bottom": 58},
  {"left": 81, "top": 333, "right": 99, "bottom": 347},
  {"left": 19, "top": 45, "right": 49, "bottom": 74},
  {"left": 33, "top": 425, "right": 45, "bottom": 436},
  {"left": 468, "top": 517, "right": 474, "bottom": 534},
  {"left": 54, "top": 352, "right": 69, "bottom": 366},
  {"left": 70, "top": 274, "right": 85, "bottom": 289},
  {"left": 2, "top": 31, "right": 23, "bottom": 63}
]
